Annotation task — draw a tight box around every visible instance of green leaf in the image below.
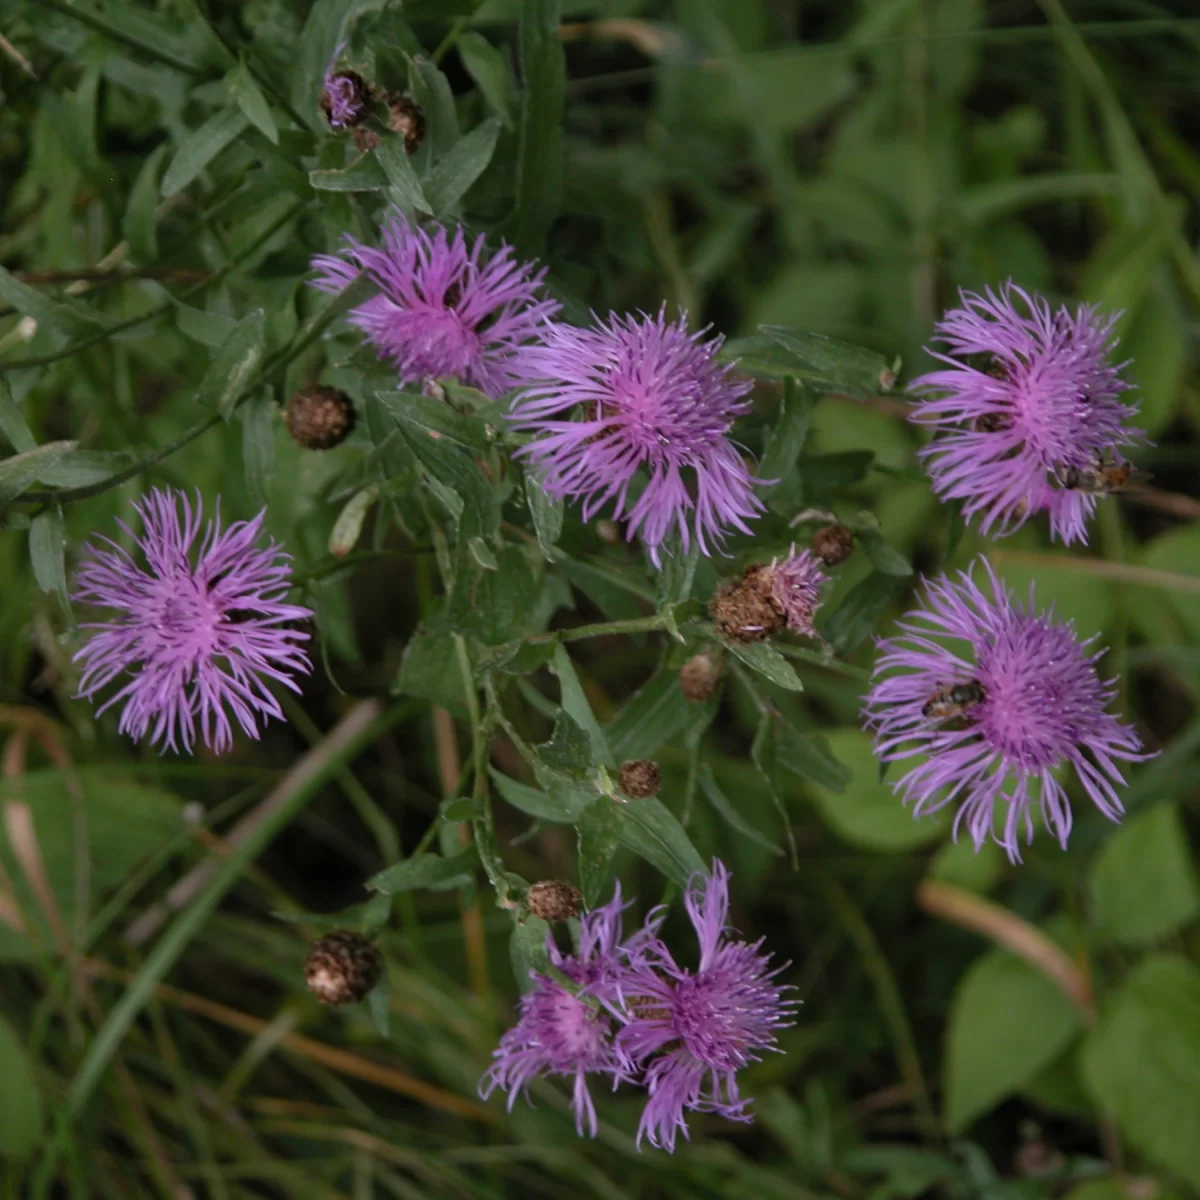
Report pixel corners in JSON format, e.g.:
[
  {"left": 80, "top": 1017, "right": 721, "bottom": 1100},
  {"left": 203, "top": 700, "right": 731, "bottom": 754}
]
[
  {"left": 367, "top": 976, "right": 390, "bottom": 1036},
  {"left": 411, "top": 59, "right": 460, "bottom": 157},
  {"left": 0, "top": 266, "right": 104, "bottom": 336},
  {"left": 0, "top": 441, "right": 77, "bottom": 505},
  {"left": 161, "top": 108, "right": 250, "bottom": 197},
  {"left": 377, "top": 134, "right": 432, "bottom": 216},
  {"left": 578, "top": 797, "right": 622, "bottom": 906},
  {"left": 196, "top": 310, "right": 266, "bottom": 421},
  {"left": 608, "top": 669, "right": 704, "bottom": 761},
  {"left": 552, "top": 644, "right": 614, "bottom": 768},
  {"left": 928, "top": 837, "right": 1004, "bottom": 894},
  {"left": 537, "top": 711, "right": 596, "bottom": 780},
  {"left": 527, "top": 481, "right": 563, "bottom": 561},
  {"left": 33, "top": 450, "right": 132, "bottom": 489},
  {"left": 29, "top": 509, "right": 68, "bottom": 613},
  {"left": 760, "top": 326, "right": 896, "bottom": 398},
  {"left": 614, "top": 797, "right": 707, "bottom": 890},
  {"left": 759, "top": 376, "right": 813, "bottom": 487},
  {"left": 446, "top": 546, "right": 542, "bottom": 645},
  {"left": 858, "top": 528, "right": 912, "bottom": 577},
  {"left": 1082, "top": 955, "right": 1200, "bottom": 1187},
  {"left": 376, "top": 390, "right": 489, "bottom": 451},
  {"left": 308, "top": 154, "right": 389, "bottom": 192},
  {"left": 393, "top": 628, "right": 468, "bottom": 715},
  {"left": 1090, "top": 805, "right": 1200, "bottom": 946},
  {"left": 510, "top": 916, "right": 551, "bottom": 991},
  {"left": 366, "top": 848, "right": 476, "bottom": 894},
  {"left": 241, "top": 391, "right": 276, "bottom": 509},
  {"left": 0, "top": 376, "right": 35, "bottom": 454},
  {"left": 945, "top": 949, "right": 1082, "bottom": 1134},
  {"left": 506, "top": 0, "right": 565, "bottom": 256},
  {"left": 490, "top": 769, "right": 590, "bottom": 823},
  {"left": 804, "top": 729, "right": 940, "bottom": 850},
  {"left": 424, "top": 116, "right": 503, "bottom": 216},
  {"left": 292, "top": 0, "right": 388, "bottom": 122},
  {"left": 0, "top": 1012, "right": 42, "bottom": 1160},
  {"left": 697, "top": 763, "right": 782, "bottom": 854},
  {"left": 458, "top": 32, "right": 511, "bottom": 124},
  {"left": 725, "top": 639, "right": 804, "bottom": 691},
  {"left": 773, "top": 720, "right": 852, "bottom": 794},
  {"left": 122, "top": 143, "right": 166, "bottom": 262},
  {"left": 397, "top": 425, "right": 495, "bottom": 540},
  {"left": 820, "top": 571, "right": 904, "bottom": 654},
  {"left": 227, "top": 62, "right": 278, "bottom": 144}
]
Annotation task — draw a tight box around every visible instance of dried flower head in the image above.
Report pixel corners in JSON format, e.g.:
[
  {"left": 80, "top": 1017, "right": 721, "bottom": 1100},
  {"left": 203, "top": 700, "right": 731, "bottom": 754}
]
[
  {"left": 481, "top": 884, "right": 646, "bottom": 1137},
  {"left": 618, "top": 759, "right": 661, "bottom": 800},
  {"left": 618, "top": 861, "right": 796, "bottom": 1152},
  {"left": 909, "top": 283, "right": 1141, "bottom": 544},
  {"left": 710, "top": 547, "right": 826, "bottom": 642},
  {"left": 320, "top": 69, "right": 372, "bottom": 130},
  {"left": 509, "top": 311, "right": 767, "bottom": 565},
  {"left": 286, "top": 385, "right": 356, "bottom": 450},
  {"left": 311, "top": 216, "right": 559, "bottom": 397},
  {"left": 526, "top": 880, "right": 584, "bottom": 923},
  {"left": 305, "top": 931, "right": 383, "bottom": 1004},
  {"left": 862, "top": 559, "right": 1148, "bottom": 861},
  {"left": 72, "top": 489, "right": 311, "bottom": 755},
  {"left": 812, "top": 523, "right": 855, "bottom": 566},
  {"left": 679, "top": 651, "right": 723, "bottom": 702},
  {"left": 386, "top": 93, "right": 426, "bottom": 154}
]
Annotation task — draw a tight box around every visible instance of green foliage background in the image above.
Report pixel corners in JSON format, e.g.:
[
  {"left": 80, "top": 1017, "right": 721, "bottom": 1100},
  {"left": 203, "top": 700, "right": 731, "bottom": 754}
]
[{"left": 2, "top": 0, "right": 1200, "bottom": 1196}]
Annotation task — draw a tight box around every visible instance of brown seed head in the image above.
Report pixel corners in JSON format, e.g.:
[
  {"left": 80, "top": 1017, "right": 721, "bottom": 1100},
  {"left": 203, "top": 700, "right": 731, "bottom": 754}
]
[
  {"left": 286, "top": 386, "right": 356, "bottom": 450},
  {"left": 710, "top": 563, "right": 785, "bottom": 643},
  {"left": 304, "top": 930, "right": 383, "bottom": 1005},
  {"left": 618, "top": 759, "right": 661, "bottom": 800},
  {"left": 351, "top": 127, "right": 381, "bottom": 153},
  {"left": 679, "top": 651, "right": 722, "bottom": 702},
  {"left": 387, "top": 94, "right": 427, "bottom": 155},
  {"left": 526, "top": 880, "right": 584, "bottom": 922},
  {"left": 812, "top": 523, "right": 855, "bottom": 567}
]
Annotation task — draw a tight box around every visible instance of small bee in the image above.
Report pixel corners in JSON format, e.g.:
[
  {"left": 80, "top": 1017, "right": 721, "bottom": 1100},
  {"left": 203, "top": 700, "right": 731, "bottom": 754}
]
[
  {"left": 922, "top": 680, "right": 986, "bottom": 722},
  {"left": 972, "top": 412, "right": 1012, "bottom": 434},
  {"left": 1054, "top": 451, "right": 1137, "bottom": 496}
]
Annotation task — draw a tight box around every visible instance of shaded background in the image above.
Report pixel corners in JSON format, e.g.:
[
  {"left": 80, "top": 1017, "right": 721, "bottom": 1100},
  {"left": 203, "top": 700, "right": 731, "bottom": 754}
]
[{"left": 2, "top": 0, "right": 1200, "bottom": 1196}]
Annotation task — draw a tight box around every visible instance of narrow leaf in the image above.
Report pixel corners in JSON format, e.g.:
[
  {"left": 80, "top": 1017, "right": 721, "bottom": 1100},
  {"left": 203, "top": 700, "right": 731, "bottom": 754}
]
[
  {"left": 122, "top": 144, "right": 166, "bottom": 262},
  {"left": 552, "top": 644, "right": 614, "bottom": 768},
  {"left": 424, "top": 116, "right": 503, "bottom": 216},
  {"left": 161, "top": 108, "right": 250, "bottom": 197},
  {"left": 197, "top": 310, "right": 266, "bottom": 420},
  {"left": 309, "top": 154, "right": 389, "bottom": 193},
  {"left": 614, "top": 798, "right": 707, "bottom": 890},
  {"left": 725, "top": 639, "right": 804, "bottom": 691},
  {"left": 458, "top": 32, "right": 511, "bottom": 123},
  {"left": 0, "top": 376, "right": 35, "bottom": 454},
  {"left": 0, "top": 441, "right": 78, "bottom": 505},
  {"left": 367, "top": 848, "right": 476, "bottom": 894},
  {"left": 376, "top": 135, "right": 432, "bottom": 215},
  {"left": 227, "top": 62, "right": 278, "bottom": 144},
  {"left": 241, "top": 391, "right": 276, "bottom": 508},
  {"left": 29, "top": 509, "right": 69, "bottom": 612},
  {"left": 0, "top": 266, "right": 103, "bottom": 336}
]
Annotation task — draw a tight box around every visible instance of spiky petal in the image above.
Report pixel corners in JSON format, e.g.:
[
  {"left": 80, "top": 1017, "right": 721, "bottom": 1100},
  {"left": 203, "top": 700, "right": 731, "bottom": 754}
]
[
  {"left": 509, "top": 311, "right": 768, "bottom": 565},
  {"left": 72, "top": 488, "right": 311, "bottom": 755},
  {"left": 862, "top": 559, "right": 1148, "bottom": 860},
  {"left": 311, "top": 216, "right": 559, "bottom": 397},
  {"left": 909, "top": 283, "right": 1141, "bottom": 544}
]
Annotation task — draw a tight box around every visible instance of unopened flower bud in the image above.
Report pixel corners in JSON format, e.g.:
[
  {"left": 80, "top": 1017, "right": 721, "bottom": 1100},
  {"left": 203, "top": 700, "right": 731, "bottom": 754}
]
[
  {"left": 618, "top": 759, "right": 660, "bottom": 799},
  {"left": 304, "top": 930, "right": 383, "bottom": 1005},
  {"left": 812, "top": 523, "right": 855, "bottom": 567},
  {"left": 286, "top": 386, "right": 356, "bottom": 450},
  {"left": 679, "top": 651, "right": 722, "bottom": 702},
  {"left": 387, "top": 94, "right": 426, "bottom": 155},
  {"left": 526, "top": 880, "right": 584, "bottom": 922}
]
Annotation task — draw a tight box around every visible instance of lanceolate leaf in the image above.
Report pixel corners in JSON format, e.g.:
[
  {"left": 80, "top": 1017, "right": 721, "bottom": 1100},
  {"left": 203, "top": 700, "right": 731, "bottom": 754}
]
[{"left": 161, "top": 108, "right": 250, "bottom": 196}]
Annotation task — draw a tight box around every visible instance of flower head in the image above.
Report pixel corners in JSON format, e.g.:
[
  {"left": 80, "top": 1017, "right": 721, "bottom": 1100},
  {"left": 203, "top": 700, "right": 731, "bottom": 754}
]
[
  {"left": 862, "top": 559, "right": 1148, "bottom": 860},
  {"left": 72, "top": 489, "right": 311, "bottom": 755},
  {"left": 311, "top": 216, "right": 559, "bottom": 396},
  {"left": 771, "top": 547, "right": 827, "bottom": 635},
  {"left": 509, "top": 311, "right": 767, "bottom": 564},
  {"left": 320, "top": 69, "right": 371, "bottom": 129},
  {"left": 710, "top": 546, "right": 826, "bottom": 643},
  {"left": 909, "top": 283, "right": 1140, "bottom": 544},
  {"left": 617, "top": 862, "right": 796, "bottom": 1152},
  {"left": 481, "top": 884, "right": 645, "bottom": 1137}
]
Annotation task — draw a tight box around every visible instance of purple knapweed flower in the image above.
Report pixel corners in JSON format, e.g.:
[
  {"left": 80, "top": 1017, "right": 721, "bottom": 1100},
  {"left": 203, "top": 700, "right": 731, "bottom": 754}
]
[
  {"left": 481, "top": 884, "right": 650, "bottom": 1137},
  {"left": 508, "top": 311, "right": 768, "bottom": 565},
  {"left": 617, "top": 861, "right": 796, "bottom": 1152},
  {"left": 909, "top": 283, "right": 1141, "bottom": 544},
  {"left": 311, "top": 216, "right": 559, "bottom": 397},
  {"left": 862, "top": 559, "right": 1148, "bottom": 861},
  {"left": 72, "top": 488, "right": 312, "bottom": 755},
  {"left": 771, "top": 546, "right": 827, "bottom": 636}
]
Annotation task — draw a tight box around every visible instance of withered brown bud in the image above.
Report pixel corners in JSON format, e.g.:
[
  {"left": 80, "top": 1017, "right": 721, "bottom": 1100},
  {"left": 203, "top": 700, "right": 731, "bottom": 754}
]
[
  {"left": 304, "top": 930, "right": 383, "bottom": 1005},
  {"left": 387, "top": 94, "right": 426, "bottom": 155},
  {"left": 319, "top": 71, "right": 373, "bottom": 129},
  {"left": 526, "top": 880, "right": 584, "bottom": 922},
  {"left": 618, "top": 759, "right": 661, "bottom": 800},
  {"left": 286, "top": 386, "right": 356, "bottom": 450},
  {"left": 812, "top": 523, "right": 855, "bottom": 567},
  {"left": 679, "top": 651, "right": 722, "bottom": 702},
  {"left": 710, "top": 563, "right": 785, "bottom": 643},
  {"left": 351, "top": 127, "right": 381, "bottom": 154}
]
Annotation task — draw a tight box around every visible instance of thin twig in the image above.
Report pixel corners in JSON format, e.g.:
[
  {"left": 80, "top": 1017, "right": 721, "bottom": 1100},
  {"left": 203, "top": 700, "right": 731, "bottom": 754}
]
[
  {"left": 989, "top": 549, "right": 1200, "bottom": 597},
  {"left": 0, "top": 30, "right": 36, "bottom": 77}
]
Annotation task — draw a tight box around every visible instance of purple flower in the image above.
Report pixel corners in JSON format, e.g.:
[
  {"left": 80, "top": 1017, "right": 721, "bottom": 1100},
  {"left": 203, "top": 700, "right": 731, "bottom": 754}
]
[
  {"left": 771, "top": 546, "right": 827, "bottom": 636},
  {"left": 481, "top": 884, "right": 648, "bottom": 1137},
  {"left": 72, "top": 488, "right": 312, "bottom": 755},
  {"left": 508, "top": 311, "right": 767, "bottom": 565},
  {"left": 320, "top": 70, "right": 370, "bottom": 129},
  {"left": 862, "top": 559, "right": 1147, "bottom": 861},
  {"left": 909, "top": 283, "right": 1141, "bottom": 544},
  {"left": 617, "top": 861, "right": 796, "bottom": 1152},
  {"left": 311, "top": 216, "right": 559, "bottom": 397}
]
